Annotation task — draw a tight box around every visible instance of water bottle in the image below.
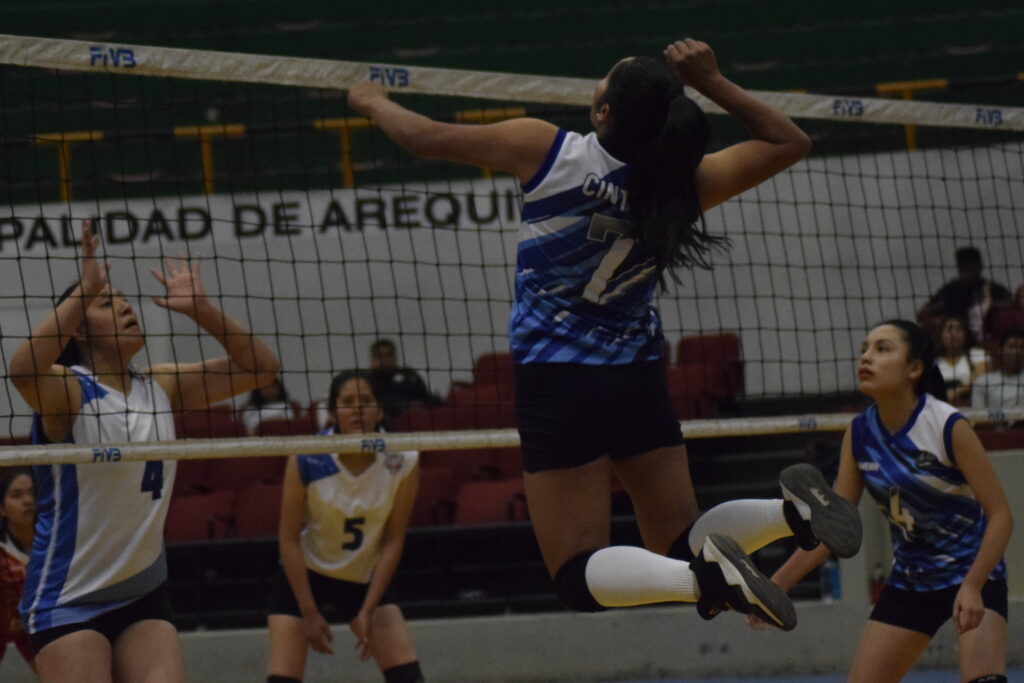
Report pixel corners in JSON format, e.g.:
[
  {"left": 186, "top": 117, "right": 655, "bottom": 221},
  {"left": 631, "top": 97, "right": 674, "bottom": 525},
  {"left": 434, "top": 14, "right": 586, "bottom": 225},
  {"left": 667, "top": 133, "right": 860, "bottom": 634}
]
[{"left": 820, "top": 557, "right": 841, "bottom": 603}]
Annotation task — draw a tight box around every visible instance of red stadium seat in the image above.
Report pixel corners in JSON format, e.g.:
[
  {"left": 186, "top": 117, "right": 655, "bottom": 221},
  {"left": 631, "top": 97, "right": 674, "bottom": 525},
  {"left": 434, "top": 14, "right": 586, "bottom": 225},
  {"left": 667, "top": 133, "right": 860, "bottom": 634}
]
[
  {"left": 675, "top": 332, "right": 744, "bottom": 395},
  {"left": 409, "top": 466, "right": 455, "bottom": 527},
  {"left": 206, "top": 456, "right": 286, "bottom": 493},
  {"left": 233, "top": 482, "right": 283, "bottom": 538},
  {"left": 256, "top": 415, "right": 318, "bottom": 437},
  {"left": 977, "top": 428, "right": 1024, "bottom": 452},
  {"left": 391, "top": 405, "right": 458, "bottom": 432},
  {"left": 165, "top": 489, "right": 235, "bottom": 542},
  {"left": 177, "top": 406, "right": 242, "bottom": 439},
  {"left": 453, "top": 478, "right": 526, "bottom": 526},
  {"left": 665, "top": 363, "right": 726, "bottom": 419},
  {"left": 472, "top": 352, "right": 515, "bottom": 397},
  {"left": 172, "top": 459, "right": 211, "bottom": 496}
]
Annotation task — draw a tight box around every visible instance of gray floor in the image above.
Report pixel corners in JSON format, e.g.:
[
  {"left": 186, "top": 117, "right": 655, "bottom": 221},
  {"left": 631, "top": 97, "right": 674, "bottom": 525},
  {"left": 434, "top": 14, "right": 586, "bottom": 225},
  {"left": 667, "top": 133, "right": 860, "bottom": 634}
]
[{"left": 614, "top": 669, "right": 1024, "bottom": 682}]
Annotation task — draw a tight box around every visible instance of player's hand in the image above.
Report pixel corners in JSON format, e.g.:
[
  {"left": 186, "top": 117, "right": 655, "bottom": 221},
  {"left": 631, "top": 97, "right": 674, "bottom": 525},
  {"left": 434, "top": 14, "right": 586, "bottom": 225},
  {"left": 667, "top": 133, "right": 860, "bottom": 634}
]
[
  {"left": 349, "top": 609, "right": 374, "bottom": 661},
  {"left": 745, "top": 613, "right": 775, "bottom": 631},
  {"left": 664, "top": 38, "right": 721, "bottom": 91},
  {"left": 348, "top": 82, "right": 389, "bottom": 115},
  {"left": 303, "top": 610, "right": 335, "bottom": 654},
  {"left": 79, "top": 219, "right": 110, "bottom": 299},
  {"left": 150, "top": 257, "right": 208, "bottom": 318},
  {"left": 952, "top": 583, "right": 985, "bottom": 634}
]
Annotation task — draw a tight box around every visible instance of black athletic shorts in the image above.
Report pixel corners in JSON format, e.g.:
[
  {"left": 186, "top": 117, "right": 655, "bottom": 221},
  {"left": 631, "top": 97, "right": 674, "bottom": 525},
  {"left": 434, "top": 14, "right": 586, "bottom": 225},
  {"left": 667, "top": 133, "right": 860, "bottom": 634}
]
[
  {"left": 267, "top": 566, "right": 390, "bottom": 622},
  {"left": 869, "top": 578, "right": 1008, "bottom": 637},
  {"left": 514, "top": 360, "right": 684, "bottom": 473},
  {"left": 28, "top": 584, "right": 175, "bottom": 655}
]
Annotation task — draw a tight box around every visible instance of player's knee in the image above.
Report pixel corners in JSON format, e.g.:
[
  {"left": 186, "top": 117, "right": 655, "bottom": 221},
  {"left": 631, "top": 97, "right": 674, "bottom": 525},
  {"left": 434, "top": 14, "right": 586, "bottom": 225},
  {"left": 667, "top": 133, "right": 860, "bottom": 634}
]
[
  {"left": 553, "top": 550, "right": 606, "bottom": 613},
  {"left": 967, "top": 676, "right": 1007, "bottom": 683},
  {"left": 373, "top": 603, "right": 404, "bottom": 626}
]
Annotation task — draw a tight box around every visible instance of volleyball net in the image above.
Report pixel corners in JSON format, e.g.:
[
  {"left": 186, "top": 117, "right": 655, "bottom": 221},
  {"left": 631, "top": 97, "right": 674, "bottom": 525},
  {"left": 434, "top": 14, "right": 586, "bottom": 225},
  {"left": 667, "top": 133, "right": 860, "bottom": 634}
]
[{"left": 2, "top": 34, "right": 1024, "bottom": 465}]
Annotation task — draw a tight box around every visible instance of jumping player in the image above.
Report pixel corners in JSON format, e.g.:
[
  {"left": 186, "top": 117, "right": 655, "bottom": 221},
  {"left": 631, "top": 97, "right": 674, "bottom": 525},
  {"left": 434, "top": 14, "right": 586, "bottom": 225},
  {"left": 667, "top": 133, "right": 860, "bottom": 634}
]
[
  {"left": 749, "top": 320, "right": 1012, "bottom": 683},
  {"left": 267, "top": 370, "right": 424, "bottom": 683},
  {"left": 349, "top": 39, "right": 861, "bottom": 630},
  {"left": 9, "top": 220, "right": 281, "bottom": 683}
]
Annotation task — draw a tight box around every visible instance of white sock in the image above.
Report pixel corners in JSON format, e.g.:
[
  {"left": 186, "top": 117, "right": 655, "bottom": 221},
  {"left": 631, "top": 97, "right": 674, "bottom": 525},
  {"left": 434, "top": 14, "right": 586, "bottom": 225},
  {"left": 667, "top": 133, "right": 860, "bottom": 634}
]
[
  {"left": 584, "top": 546, "right": 698, "bottom": 607},
  {"left": 687, "top": 499, "right": 791, "bottom": 556}
]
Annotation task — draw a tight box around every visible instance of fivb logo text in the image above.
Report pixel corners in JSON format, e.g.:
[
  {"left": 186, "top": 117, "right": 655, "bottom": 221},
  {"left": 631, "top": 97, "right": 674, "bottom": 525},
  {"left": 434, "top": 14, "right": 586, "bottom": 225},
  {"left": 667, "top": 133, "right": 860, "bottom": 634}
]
[
  {"left": 369, "top": 66, "right": 410, "bottom": 87},
  {"left": 89, "top": 46, "right": 137, "bottom": 68}
]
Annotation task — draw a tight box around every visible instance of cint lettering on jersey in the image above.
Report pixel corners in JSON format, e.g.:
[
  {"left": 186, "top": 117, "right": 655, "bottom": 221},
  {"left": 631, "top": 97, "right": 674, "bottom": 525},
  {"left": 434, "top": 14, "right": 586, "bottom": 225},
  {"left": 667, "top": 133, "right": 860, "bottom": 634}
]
[
  {"left": 368, "top": 66, "right": 410, "bottom": 87},
  {"left": 581, "top": 173, "right": 629, "bottom": 211},
  {"left": 92, "top": 447, "right": 122, "bottom": 462}
]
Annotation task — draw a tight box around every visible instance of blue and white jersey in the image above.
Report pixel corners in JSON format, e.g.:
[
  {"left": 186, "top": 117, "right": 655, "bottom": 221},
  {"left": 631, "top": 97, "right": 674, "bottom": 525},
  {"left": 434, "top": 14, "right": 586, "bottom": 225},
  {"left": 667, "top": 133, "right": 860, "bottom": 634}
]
[
  {"left": 297, "top": 432, "right": 418, "bottom": 583},
  {"left": 513, "top": 129, "right": 664, "bottom": 365},
  {"left": 851, "top": 393, "right": 1007, "bottom": 591},
  {"left": 21, "top": 366, "right": 177, "bottom": 633}
]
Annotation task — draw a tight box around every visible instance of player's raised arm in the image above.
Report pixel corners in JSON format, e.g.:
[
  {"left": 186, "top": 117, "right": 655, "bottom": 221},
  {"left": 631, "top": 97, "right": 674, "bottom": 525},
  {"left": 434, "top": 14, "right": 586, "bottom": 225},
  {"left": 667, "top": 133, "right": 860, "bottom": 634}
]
[{"left": 146, "top": 257, "right": 280, "bottom": 412}]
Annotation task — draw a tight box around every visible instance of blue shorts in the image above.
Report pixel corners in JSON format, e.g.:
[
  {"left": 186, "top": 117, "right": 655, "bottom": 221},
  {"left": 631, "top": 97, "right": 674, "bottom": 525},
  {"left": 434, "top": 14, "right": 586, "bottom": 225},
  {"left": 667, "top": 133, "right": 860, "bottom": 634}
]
[{"left": 514, "top": 360, "right": 684, "bottom": 473}]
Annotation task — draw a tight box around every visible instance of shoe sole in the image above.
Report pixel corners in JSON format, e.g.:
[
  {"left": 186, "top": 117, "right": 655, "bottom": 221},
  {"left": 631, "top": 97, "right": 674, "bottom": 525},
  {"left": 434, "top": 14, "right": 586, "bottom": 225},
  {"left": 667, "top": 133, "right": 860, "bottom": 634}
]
[
  {"left": 702, "top": 533, "right": 797, "bottom": 631},
  {"left": 780, "top": 463, "right": 863, "bottom": 558}
]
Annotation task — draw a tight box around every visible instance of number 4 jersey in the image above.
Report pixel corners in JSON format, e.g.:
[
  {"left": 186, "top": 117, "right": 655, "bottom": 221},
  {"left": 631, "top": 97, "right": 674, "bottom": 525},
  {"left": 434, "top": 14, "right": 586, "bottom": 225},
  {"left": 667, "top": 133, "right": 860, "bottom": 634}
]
[
  {"left": 297, "top": 439, "right": 418, "bottom": 584},
  {"left": 513, "top": 129, "right": 664, "bottom": 365},
  {"left": 851, "top": 393, "right": 1006, "bottom": 590},
  {"left": 23, "top": 366, "right": 176, "bottom": 633}
]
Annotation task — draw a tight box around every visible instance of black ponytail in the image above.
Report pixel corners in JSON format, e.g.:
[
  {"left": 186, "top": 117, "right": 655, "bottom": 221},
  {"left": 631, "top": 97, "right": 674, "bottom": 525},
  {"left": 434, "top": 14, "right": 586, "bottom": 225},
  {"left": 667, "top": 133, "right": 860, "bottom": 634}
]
[
  {"left": 882, "top": 319, "right": 946, "bottom": 400},
  {"left": 598, "top": 56, "right": 731, "bottom": 287}
]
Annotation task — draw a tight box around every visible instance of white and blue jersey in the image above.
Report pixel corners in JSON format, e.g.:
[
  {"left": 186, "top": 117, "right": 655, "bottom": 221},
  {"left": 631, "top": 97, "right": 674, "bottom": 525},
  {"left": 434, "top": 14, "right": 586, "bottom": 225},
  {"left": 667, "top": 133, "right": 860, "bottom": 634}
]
[
  {"left": 851, "top": 393, "right": 1007, "bottom": 591},
  {"left": 297, "top": 432, "right": 418, "bottom": 584},
  {"left": 21, "top": 366, "right": 176, "bottom": 633},
  {"left": 513, "top": 129, "right": 664, "bottom": 365}
]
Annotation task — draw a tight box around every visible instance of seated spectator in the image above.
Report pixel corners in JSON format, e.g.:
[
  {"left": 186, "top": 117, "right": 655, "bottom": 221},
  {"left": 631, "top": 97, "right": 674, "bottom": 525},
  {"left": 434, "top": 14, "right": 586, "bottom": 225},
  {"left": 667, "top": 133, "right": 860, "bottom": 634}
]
[
  {"left": 239, "top": 376, "right": 297, "bottom": 435},
  {"left": 0, "top": 467, "right": 35, "bottom": 671},
  {"left": 971, "top": 330, "right": 1024, "bottom": 409},
  {"left": 935, "top": 314, "right": 989, "bottom": 406},
  {"left": 918, "top": 246, "right": 1010, "bottom": 342},
  {"left": 368, "top": 338, "right": 440, "bottom": 420}
]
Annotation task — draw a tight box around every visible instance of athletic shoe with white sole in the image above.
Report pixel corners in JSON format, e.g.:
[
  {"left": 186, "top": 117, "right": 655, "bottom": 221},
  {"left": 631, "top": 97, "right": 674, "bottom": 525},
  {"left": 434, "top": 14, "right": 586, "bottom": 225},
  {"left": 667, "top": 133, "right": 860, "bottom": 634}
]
[
  {"left": 779, "top": 463, "right": 862, "bottom": 558},
  {"left": 691, "top": 533, "right": 797, "bottom": 631}
]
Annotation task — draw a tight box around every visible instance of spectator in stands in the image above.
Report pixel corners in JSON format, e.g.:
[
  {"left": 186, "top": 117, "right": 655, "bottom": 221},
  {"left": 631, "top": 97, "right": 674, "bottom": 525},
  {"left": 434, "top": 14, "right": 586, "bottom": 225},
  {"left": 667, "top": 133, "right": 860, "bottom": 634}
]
[
  {"left": 919, "top": 246, "right": 1010, "bottom": 342},
  {"left": 266, "top": 370, "right": 424, "bottom": 683},
  {"left": 240, "top": 376, "right": 297, "bottom": 434},
  {"left": 972, "top": 330, "right": 1024, "bottom": 409},
  {"left": 0, "top": 468, "right": 34, "bottom": 671},
  {"left": 935, "top": 314, "right": 990, "bottom": 406},
  {"left": 368, "top": 338, "right": 439, "bottom": 420},
  {"left": 9, "top": 220, "right": 280, "bottom": 683},
  {"left": 350, "top": 39, "right": 865, "bottom": 633},
  {"left": 751, "top": 320, "right": 1011, "bottom": 683}
]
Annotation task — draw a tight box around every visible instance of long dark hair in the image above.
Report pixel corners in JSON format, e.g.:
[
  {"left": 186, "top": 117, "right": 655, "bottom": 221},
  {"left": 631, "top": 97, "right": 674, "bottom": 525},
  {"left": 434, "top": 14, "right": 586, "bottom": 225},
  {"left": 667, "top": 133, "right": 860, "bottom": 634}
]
[
  {"left": 0, "top": 467, "right": 33, "bottom": 540},
  {"left": 54, "top": 282, "right": 84, "bottom": 367},
  {"left": 327, "top": 369, "right": 383, "bottom": 429},
  {"left": 881, "top": 319, "right": 946, "bottom": 400},
  {"left": 598, "top": 56, "right": 730, "bottom": 286}
]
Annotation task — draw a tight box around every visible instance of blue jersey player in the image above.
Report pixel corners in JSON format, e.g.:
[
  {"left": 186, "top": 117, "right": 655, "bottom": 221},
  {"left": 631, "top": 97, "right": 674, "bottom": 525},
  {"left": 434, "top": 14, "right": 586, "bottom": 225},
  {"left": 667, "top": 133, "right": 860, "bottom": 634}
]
[
  {"left": 349, "top": 39, "right": 863, "bottom": 632},
  {"left": 9, "top": 220, "right": 281, "bottom": 683},
  {"left": 755, "top": 320, "right": 1012, "bottom": 683}
]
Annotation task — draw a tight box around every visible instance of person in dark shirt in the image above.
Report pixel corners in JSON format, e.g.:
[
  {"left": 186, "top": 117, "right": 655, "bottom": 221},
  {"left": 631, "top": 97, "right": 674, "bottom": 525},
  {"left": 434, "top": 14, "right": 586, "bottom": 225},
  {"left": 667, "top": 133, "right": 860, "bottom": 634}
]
[
  {"left": 920, "top": 246, "right": 1010, "bottom": 342},
  {"left": 368, "top": 339, "right": 439, "bottom": 419}
]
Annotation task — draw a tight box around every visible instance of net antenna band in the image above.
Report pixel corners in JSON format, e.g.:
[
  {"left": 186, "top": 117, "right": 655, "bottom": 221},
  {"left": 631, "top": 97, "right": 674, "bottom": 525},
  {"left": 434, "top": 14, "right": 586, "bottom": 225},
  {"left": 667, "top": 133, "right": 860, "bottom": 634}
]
[{"left": 1, "top": 33, "right": 1023, "bottom": 131}]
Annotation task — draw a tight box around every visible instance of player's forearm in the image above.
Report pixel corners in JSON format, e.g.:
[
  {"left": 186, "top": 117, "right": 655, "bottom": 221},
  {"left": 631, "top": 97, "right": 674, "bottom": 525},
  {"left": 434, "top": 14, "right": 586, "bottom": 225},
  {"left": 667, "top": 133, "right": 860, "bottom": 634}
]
[
  {"left": 962, "top": 509, "right": 1013, "bottom": 589},
  {"left": 771, "top": 545, "right": 830, "bottom": 592},
  {"left": 696, "top": 76, "right": 810, "bottom": 153},
  {"left": 10, "top": 285, "right": 93, "bottom": 378},
  {"left": 362, "top": 540, "right": 404, "bottom": 613},
  {"left": 280, "top": 539, "right": 319, "bottom": 615},
  {"left": 360, "top": 98, "right": 443, "bottom": 159},
  {"left": 191, "top": 300, "right": 280, "bottom": 378}
]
